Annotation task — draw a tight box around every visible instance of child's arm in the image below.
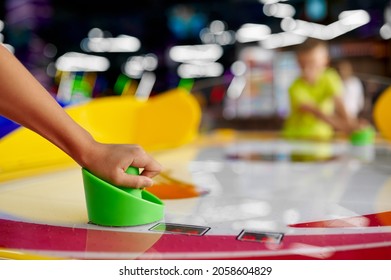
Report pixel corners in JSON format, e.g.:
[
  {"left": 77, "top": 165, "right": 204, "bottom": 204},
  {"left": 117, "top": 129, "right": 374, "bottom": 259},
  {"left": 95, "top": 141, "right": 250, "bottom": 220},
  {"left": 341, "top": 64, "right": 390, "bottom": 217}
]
[
  {"left": 298, "top": 101, "right": 351, "bottom": 133},
  {"left": 299, "top": 97, "right": 366, "bottom": 134},
  {"left": 298, "top": 103, "right": 343, "bottom": 130},
  {"left": 0, "top": 44, "right": 161, "bottom": 188},
  {"left": 333, "top": 95, "right": 368, "bottom": 132}
]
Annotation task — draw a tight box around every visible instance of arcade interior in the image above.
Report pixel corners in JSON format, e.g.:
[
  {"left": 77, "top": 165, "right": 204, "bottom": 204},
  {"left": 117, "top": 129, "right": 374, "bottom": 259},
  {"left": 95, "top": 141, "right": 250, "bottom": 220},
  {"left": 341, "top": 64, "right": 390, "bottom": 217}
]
[{"left": 1, "top": 0, "right": 391, "bottom": 260}]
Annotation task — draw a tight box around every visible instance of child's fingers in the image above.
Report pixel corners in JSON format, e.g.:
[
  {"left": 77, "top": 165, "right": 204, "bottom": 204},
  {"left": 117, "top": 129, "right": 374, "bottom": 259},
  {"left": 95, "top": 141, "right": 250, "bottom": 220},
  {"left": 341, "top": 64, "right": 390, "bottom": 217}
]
[{"left": 117, "top": 174, "right": 154, "bottom": 189}]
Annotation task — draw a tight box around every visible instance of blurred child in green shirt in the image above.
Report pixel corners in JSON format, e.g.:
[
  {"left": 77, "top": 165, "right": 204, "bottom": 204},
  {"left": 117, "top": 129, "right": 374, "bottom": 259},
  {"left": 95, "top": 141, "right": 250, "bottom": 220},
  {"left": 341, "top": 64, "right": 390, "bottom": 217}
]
[{"left": 283, "top": 38, "right": 362, "bottom": 140}]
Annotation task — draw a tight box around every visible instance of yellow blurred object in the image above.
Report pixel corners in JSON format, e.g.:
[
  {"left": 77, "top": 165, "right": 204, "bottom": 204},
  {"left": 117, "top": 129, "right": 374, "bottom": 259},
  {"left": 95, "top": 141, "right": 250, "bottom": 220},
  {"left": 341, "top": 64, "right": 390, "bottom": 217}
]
[
  {"left": 133, "top": 88, "right": 201, "bottom": 151},
  {"left": 0, "top": 248, "right": 61, "bottom": 260},
  {"left": 0, "top": 88, "right": 201, "bottom": 182},
  {"left": 374, "top": 86, "right": 391, "bottom": 142}
]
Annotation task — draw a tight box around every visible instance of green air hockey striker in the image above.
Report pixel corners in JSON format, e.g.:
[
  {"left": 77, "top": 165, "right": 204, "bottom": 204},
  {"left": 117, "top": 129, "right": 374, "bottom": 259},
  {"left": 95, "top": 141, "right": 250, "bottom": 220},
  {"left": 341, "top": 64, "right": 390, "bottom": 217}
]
[
  {"left": 350, "top": 126, "right": 375, "bottom": 146},
  {"left": 82, "top": 166, "right": 164, "bottom": 226}
]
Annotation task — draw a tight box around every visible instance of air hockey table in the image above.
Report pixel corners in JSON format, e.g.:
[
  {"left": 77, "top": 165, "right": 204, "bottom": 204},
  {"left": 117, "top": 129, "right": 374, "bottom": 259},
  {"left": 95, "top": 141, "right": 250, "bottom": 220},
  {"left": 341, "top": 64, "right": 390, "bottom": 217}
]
[{"left": 1, "top": 127, "right": 391, "bottom": 260}]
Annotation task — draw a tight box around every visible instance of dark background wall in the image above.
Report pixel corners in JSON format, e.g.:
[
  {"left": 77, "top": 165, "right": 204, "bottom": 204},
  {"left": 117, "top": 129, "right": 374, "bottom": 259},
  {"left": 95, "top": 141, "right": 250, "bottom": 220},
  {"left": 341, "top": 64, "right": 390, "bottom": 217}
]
[{"left": 1, "top": 0, "right": 390, "bottom": 93}]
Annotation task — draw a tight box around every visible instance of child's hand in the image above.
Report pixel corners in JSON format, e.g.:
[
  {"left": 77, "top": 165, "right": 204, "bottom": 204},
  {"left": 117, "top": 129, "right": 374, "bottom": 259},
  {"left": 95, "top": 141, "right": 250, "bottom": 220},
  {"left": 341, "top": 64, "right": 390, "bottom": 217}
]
[
  {"left": 332, "top": 117, "right": 370, "bottom": 135},
  {"left": 81, "top": 142, "right": 162, "bottom": 189},
  {"left": 348, "top": 118, "right": 371, "bottom": 133}
]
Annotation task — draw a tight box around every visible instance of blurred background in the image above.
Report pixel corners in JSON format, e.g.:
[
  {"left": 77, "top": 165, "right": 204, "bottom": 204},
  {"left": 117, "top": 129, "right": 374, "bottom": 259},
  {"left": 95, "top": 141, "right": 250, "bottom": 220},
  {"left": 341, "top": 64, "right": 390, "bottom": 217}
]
[{"left": 1, "top": 0, "right": 391, "bottom": 132}]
